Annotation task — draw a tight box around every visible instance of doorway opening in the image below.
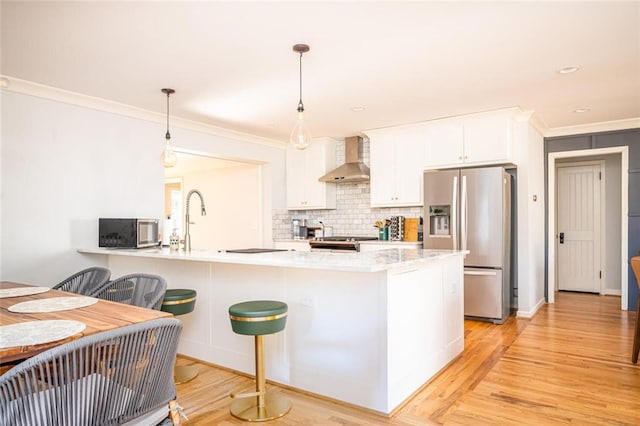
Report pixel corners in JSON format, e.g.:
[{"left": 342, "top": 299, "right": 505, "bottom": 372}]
[
  {"left": 164, "top": 151, "right": 263, "bottom": 251},
  {"left": 547, "top": 147, "right": 628, "bottom": 309}
]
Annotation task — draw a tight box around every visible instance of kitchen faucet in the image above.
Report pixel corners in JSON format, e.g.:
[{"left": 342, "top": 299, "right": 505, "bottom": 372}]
[{"left": 184, "top": 189, "right": 206, "bottom": 252}]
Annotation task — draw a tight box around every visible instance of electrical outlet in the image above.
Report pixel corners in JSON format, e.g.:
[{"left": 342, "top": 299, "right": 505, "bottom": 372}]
[{"left": 300, "top": 296, "right": 314, "bottom": 307}]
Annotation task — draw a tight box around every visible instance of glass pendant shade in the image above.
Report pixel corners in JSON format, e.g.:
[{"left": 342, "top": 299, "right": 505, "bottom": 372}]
[
  {"left": 161, "top": 137, "right": 177, "bottom": 168},
  {"left": 290, "top": 44, "right": 311, "bottom": 150},
  {"left": 290, "top": 111, "right": 312, "bottom": 150}
]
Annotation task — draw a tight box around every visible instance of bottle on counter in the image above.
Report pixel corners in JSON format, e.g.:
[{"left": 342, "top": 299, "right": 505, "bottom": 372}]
[{"left": 169, "top": 229, "right": 180, "bottom": 252}]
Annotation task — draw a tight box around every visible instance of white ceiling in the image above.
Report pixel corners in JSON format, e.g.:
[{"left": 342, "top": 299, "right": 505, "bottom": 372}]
[{"left": 2, "top": 1, "right": 639, "bottom": 143}]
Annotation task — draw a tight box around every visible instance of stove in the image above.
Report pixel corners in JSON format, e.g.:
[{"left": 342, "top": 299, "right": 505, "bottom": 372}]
[{"left": 309, "top": 236, "right": 378, "bottom": 252}]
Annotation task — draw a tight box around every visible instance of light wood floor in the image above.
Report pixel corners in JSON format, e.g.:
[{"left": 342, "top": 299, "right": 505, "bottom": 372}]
[{"left": 174, "top": 292, "right": 639, "bottom": 425}]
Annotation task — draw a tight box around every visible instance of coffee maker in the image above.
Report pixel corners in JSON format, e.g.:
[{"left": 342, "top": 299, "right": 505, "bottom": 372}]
[{"left": 291, "top": 219, "right": 308, "bottom": 240}]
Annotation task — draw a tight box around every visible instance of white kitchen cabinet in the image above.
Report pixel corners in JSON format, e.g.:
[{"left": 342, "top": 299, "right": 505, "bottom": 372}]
[
  {"left": 286, "top": 138, "right": 337, "bottom": 210},
  {"left": 423, "top": 109, "right": 515, "bottom": 169},
  {"left": 367, "top": 127, "right": 423, "bottom": 207},
  {"left": 421, "top": 120, "right": 465, "bottom": 168}
]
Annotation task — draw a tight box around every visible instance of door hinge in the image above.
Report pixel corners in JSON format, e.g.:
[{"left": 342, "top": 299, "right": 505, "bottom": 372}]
[
  {"left": 599, "top": 171, "right": 602, "bottom": 180},
  {"left": 599, "top": 270, "right": 602, "bottom": 279}
]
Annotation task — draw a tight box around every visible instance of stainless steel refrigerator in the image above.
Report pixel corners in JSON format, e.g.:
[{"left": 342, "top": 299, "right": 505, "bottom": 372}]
[{"left": 423, "top": 166, "right": 511, "bottom": 324}]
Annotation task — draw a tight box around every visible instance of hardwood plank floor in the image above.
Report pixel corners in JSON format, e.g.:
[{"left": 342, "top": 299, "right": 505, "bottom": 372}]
[{"left": 174, "top": 292, "right": 639, "bottom": 425}]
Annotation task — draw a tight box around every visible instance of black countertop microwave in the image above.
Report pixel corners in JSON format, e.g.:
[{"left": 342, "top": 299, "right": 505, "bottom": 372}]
[{"left": 99, "top": 218, "right": 159, "bottom": 248}]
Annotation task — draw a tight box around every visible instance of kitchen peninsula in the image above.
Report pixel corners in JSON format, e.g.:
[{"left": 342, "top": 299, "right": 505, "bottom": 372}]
[{"left": 78, "top": 247, "right": 466, "bottom": 414}]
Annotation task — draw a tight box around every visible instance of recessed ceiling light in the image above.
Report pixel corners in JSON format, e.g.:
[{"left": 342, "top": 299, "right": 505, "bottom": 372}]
[
  {"left": 573, "top": 108, "right": 591, "bottom": 113},
  {"left": 0, "top": 77, "right": 9, "bottom": 88},
  {"left": 350, "top": 106, "right": 366, "bottom": 112},
  {"left": 558, "top": 66, "right": 580, "bottom": 74}
]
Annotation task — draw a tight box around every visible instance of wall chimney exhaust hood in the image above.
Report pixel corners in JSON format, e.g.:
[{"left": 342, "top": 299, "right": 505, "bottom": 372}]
[{"left": 319, "top": 136, "right": 370, "bottom": 183}]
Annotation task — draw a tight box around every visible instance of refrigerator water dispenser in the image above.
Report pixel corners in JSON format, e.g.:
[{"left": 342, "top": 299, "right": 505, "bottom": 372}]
[{"left": 428, "top": 205, "right": 450, "bottom": 237}]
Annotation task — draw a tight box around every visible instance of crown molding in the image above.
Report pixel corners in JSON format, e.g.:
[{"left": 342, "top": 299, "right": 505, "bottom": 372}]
[
  {"left": 545, "top": 117, "right": 640, "bottom": 138},
  {"left": 0, "top": 75, "right": 286, "bottom": 149}
]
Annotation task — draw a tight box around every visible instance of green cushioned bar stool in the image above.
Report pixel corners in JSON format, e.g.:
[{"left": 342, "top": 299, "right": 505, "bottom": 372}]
[
  {"left": 161, "top": 289, "right": 198, "bottom": 384},
  {"left": 228, "top": 300, "right": 291, "bottom": 422}
]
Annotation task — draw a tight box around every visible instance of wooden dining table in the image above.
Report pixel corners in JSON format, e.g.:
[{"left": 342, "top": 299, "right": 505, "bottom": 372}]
[{"left": 0, "top": 281, "right": 172, "bottom": 365}]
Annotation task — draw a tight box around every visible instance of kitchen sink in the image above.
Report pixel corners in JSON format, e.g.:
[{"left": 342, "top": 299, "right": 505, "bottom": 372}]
[{"left": 223, "top": 248, "right": 289, "bottom": 254}]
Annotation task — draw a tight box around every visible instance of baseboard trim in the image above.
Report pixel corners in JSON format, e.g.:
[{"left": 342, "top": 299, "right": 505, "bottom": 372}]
[{"left": 516, "top": 297, "right": 545, "bottom": 319}]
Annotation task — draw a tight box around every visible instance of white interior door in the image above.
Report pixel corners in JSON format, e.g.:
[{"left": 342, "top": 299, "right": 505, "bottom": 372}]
[{"left": 556, "top": 163, "right": 602, "bottom": 293}]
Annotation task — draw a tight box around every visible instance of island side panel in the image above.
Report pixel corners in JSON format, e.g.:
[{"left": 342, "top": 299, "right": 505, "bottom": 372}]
[
  {"left": 443, "top": 255, "right": 465, "bottom": 360},
  {"left": 386, "top": 263, "right": 444, "bottom": 411},
  {"left": 106, "top": 256, "right": 212, "bottom": 358},
  {"left": 282, "top": 267, "right": 389, "bottom": 412},
  {"left": 385, "top": 255, "right": 465, "bottom": 411}
]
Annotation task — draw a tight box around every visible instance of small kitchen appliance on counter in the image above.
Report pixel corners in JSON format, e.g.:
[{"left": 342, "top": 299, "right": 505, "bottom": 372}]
[
  {"left": 291, "top": 219, "right": 308, "bottom": 240},
  {"left": 99, "top": 218, "right": 159, "bottom": 248}
]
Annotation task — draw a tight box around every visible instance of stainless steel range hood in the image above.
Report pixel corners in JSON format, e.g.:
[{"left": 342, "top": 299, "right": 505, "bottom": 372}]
[{"left": 319, "top": 136, "right": 370, "bottom": 183}]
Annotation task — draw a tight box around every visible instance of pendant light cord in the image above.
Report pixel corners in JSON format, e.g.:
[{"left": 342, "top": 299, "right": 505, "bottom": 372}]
[
  {"left": 165, "top": 91, "right": 171, "bottom": 140},
  {"left": 297, "top": 51, "right": 304, "bottom": 112}
]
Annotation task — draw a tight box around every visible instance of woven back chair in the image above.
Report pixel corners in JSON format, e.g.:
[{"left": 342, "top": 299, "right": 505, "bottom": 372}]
[
  {"left": 95, "top": 273, "right": 167, "bottom": 310},
  {"left": 52, "top": 266, "right": 111, "bottom": 296},
  {"left": 0, "top": 318, "right": 182, "bottom": 426}
]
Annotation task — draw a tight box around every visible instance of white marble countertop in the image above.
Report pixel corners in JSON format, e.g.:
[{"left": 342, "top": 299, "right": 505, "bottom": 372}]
[{"left": 78, "top": 247, "right": 467, "bottom": 273}]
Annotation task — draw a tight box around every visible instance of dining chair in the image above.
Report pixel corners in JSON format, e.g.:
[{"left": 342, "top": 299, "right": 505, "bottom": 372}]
[
  {"left": 94, "top": 273, "right": 167, "bottom": 310},
  {"left": 51, "top": 266, "right": 111, "bottom": 296},
  {"left": 0, "top": 317, "right": 183, "bottom": 426},
  {"left": 631, "top": 256, "right": 640, "bottom": 364}
]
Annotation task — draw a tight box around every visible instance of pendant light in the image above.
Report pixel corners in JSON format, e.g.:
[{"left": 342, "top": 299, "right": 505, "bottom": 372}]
[
  {"left": 161, "top": 88, "right": 177, "bottom": 168},
  {"left": 290, "top": 44, "right": 312, "bottom": 150}
]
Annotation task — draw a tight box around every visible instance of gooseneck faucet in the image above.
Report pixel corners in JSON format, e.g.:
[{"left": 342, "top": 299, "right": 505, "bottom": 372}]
[{"left": 184, "top": 189, "right": 206, "bottom": 252}]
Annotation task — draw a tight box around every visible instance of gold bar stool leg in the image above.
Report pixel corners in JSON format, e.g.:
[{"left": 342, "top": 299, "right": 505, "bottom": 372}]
[
  {"left": 174, "top": 364, "right": 199, "bottom": 385},
  {"left": 161, "top": 289, "right": 199, "bottom": 384},
  {"left": 255, "top": 335, "right": 265, "bottom": 413},
  {"left": 229, "top": 300, "right": 291, "bottom": 422}
]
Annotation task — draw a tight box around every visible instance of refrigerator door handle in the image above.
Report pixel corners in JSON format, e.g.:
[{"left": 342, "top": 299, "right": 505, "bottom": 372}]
[
  {"left": 461, "top": 175, "right": 468, "bottom": 251},
  {"left": 452, "top": 176, "right": 458, "bottom": 251},
  {"left": 465, "top": 270, "right": 498, "bottom": 276}
]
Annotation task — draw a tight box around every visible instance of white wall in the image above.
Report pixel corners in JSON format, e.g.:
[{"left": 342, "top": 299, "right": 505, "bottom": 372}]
[
  {"left": 514, "top": 117, "right": 546, "bottom": 317},
  {"left": 181, "top": 164, "right": 262, "bottom": 250},
  {"left": 0, "top": 90, "right": 285, "bottom": 285},
  {"left": 604, "top": 155, "right": 622, "bottom": 293}
]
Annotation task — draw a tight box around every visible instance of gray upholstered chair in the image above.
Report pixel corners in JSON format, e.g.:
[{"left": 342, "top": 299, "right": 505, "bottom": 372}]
[
  {"left": 0, "top": 318, "right": 183, "bottom": 426},
  {"left": 95, "top": 273, "right": 167, "bottom": 310},
  {"left": 52, "top": 266, "right": 111, "bottom": 296}
]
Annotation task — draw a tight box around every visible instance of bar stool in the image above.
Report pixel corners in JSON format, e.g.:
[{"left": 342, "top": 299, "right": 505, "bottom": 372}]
[
  {"left": 228, "top": 300, "right": 291, "bottom": 422},
  {"left": 161, "top": 289, "right": 198, "bottom": 384}
]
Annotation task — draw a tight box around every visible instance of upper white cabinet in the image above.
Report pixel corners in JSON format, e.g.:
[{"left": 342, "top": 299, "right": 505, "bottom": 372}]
[
  {"left": 423, "top": 109, "right": 516, "bottom": 169},
  {"left": 286, "top": 137, "right": 337, "bottom": 210},
  {"left": 367, "top": 127, "right": 424, "bottom": 207}
]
